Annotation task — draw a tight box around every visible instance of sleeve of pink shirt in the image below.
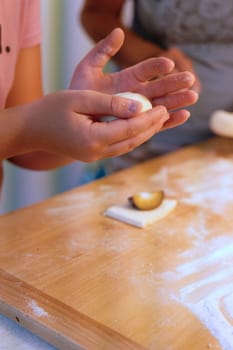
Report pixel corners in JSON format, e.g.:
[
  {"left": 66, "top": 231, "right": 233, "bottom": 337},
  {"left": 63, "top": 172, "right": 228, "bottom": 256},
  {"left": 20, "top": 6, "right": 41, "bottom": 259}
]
[{"left": 20, "top": 0, "right": 42, "bottom": 48}]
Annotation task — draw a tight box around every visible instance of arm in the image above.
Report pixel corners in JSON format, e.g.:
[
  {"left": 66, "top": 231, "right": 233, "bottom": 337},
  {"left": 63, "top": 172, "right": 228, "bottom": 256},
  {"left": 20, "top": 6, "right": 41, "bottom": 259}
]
[
  {"left": 1, "top": 28, "right": 197, "bottom": 171},
  {"left": 5, "top": 45, "right": 76, "bottom": 170},
  {"left": 6, "top": 45, "right": 43, "bottom": 106},
  {"left": 81, "top": 0, "right": 201, "bottom": 91},
  {"left": 0, "top": 90, "right": 170, "bottom": 164},
  {"left": 0, "top": 34, "right": 169, "bottom": 166},
  {"left": 81, "top": 0, "right": 164, "bottom": 67}
]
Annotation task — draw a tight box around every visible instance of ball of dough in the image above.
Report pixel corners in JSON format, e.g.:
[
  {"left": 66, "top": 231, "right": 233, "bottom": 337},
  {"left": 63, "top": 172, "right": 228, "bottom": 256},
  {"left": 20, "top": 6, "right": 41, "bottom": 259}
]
[
  {"left": 209, "top": 110, "right": 233, "bottom": 138},
  {"left": 101, "top": 92, "right": 152, "bottom": 122},
  {"left": 116, "top": 92, "right": 152, "bottom": 112}
]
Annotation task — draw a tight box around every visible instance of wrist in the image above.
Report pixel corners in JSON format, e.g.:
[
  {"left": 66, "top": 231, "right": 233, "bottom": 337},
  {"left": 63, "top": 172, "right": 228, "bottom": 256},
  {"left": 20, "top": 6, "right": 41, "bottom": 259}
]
[{"left": 0, "top": 103, "right": 40, "bottom": 161}]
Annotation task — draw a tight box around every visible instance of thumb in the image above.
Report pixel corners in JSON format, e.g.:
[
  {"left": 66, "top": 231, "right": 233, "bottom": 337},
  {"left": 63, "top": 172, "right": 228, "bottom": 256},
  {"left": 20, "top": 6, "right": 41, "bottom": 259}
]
[{"left": 79, "top": 28, "right": 124, "bottom": 69}]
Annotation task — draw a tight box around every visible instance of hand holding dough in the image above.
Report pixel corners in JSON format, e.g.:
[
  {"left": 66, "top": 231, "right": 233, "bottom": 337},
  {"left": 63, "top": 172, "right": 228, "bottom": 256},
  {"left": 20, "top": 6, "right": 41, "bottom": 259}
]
[
  {"left": 102, "top": 92, "right": 152, "bottom": 122},
  {"left": 210, "top": 110, "right": 233, "bottom": 138},
  {"left": 117, "top": 92, "right": 152, "bottom": 112}
]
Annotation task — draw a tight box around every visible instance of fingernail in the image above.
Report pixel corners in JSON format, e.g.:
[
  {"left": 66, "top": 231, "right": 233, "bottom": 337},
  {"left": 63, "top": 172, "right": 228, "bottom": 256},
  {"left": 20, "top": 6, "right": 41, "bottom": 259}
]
[
  {"left": 128, "top": 101, "right": 140, "bottom": 113},
  {"left": 156, "top": 105, "right": 167, "bottom": 114},
  {"left": 156, "top": 105, "right": 169, "bottom": 120}
]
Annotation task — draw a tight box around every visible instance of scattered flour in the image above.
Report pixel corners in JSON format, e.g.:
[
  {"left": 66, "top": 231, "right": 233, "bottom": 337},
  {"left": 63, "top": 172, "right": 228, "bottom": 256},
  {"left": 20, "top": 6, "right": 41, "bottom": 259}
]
[
  {"left": 28, "top": 300, "right": 48, "bottom": 318},
  {"left": 43, "top": 152, "right": 233, "bottom": 348},
  {"left": 160, "top": 236, "right": 233, "bottom": 350},
  {"left": 150, "top": 157, "right": 233, "bottom": 215}
]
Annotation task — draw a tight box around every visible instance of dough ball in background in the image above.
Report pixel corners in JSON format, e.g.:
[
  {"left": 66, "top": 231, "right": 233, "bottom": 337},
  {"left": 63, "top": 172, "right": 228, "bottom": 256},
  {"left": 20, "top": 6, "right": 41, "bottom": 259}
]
[{"left": 210, "top": 110, "right": 233, "bottom": 138}]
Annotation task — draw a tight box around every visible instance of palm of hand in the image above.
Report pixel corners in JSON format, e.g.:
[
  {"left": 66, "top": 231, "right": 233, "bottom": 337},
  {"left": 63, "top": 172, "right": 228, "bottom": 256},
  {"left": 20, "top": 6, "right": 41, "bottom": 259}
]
[
  {"left": 69, "top": 28, "right": 198, "bottom": 132},
  {"left": 69, "top": 28, "right": 174, "bottom": 95}
]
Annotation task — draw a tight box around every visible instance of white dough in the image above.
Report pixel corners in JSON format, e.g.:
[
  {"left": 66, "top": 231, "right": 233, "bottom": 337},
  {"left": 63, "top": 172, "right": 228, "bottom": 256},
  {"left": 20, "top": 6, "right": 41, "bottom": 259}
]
[
  {"left": 209, "top": 110, "right": 233, "bottom": 138},
  {"left": 102, "top": 92, "right": 152, "bottom": 122},
  {"left": 116, "top": 92, "right": 152, "bottom": 112},
  {"left": 104, "top": 199, "right": 177, "bottom": 228}
]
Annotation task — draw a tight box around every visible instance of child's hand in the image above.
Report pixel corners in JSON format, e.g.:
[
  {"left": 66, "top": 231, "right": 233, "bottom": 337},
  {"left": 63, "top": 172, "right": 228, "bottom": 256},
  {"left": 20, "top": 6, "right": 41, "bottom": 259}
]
[
  {"left": 26, "top": 89, "right": 169, "bottom": 162},
  {"left": 70, "top": 28, "right": 198, "bottom": 130}
]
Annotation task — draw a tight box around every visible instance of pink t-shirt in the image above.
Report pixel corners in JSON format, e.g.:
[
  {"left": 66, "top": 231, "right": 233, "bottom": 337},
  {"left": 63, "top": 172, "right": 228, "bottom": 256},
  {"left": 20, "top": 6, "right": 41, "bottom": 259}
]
[{"left": 0, "top": 0, "right": 41, "bottom": 108}]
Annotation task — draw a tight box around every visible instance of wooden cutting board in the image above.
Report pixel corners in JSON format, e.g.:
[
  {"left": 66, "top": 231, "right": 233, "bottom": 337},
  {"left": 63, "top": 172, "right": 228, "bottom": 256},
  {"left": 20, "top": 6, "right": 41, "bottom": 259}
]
[{"left": 1, "top": 136, "right": 233, "bottom": 350}]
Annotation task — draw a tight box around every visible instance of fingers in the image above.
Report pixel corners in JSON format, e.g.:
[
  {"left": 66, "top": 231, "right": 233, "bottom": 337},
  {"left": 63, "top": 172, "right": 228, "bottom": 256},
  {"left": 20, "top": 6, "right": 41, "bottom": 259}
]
[
  {"left": 89, "top": 105, "right": 170, "bottom": 159},
  {"left": 163, "top": 47, "right": 202, "bottom": 93},
  {"left": 162, "top": 110, "right": 190, "bottom": 130},
  {"left": 92, "top": 105, "right": 169, "bottom": 146},
  {"left": 165, "top": 47, "right": 194, "bottom": 72},
  {"left": 102, "top": 124, "right": 161, "bottom": 158},
  {"left": 153, "top": 89, "right": 198, "bottom": 111},
  {"left": 70, "top": 90, "right": 142, "bottom": 118},
  {"left": 142, "top": 71, "right": 196, "bottom": 98},
  {"left": 192, "top": 78, "right": 202, "bottom": 94},
  {"left": 79, "top": 28, "right": 124, "bottom": 69},
  {"left": 116, "top": 57, "right": 174, "bottom": 85}
]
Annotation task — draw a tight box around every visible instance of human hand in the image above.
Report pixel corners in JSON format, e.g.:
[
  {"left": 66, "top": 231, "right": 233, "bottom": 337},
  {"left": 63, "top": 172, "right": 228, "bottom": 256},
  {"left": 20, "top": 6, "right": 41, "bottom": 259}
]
[
  {"left": 25, "top": 89, "right": 169, "bottom": 162},
  {"left": 70, "top": 28, "right": 198, "bottom": 131}
]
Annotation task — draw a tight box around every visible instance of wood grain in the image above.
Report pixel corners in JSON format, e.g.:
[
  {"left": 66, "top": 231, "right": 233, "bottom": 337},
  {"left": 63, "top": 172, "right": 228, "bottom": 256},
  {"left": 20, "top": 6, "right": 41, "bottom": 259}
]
[{"left": 0, "top": 136, "right": 233, "bottom": 349}]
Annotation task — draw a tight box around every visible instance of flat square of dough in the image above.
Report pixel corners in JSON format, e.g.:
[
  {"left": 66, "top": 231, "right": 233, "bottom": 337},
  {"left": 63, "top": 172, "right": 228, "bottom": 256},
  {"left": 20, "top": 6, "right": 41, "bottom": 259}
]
[{"left": 104, "top": 199, "right": 177, "bottom": 228}]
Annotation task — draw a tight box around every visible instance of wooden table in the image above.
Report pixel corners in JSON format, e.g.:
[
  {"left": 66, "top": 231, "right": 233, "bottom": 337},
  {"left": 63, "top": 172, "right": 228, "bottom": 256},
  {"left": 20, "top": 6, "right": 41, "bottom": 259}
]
[{"left": 1, "top": 136, "right": 233, "bottom": 350}]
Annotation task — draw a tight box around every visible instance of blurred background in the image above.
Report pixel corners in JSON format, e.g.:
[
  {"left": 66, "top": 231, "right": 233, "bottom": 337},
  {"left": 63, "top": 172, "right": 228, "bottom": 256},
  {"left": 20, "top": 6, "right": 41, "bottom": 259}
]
[{"left": 0, "top": 0, "right": 132, "bottom": 215}]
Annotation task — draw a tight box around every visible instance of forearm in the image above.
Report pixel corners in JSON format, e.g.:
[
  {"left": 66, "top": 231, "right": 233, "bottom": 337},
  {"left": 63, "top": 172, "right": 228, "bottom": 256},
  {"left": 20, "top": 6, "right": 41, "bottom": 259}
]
[
  {"left": 9, "top": 152, "right": 74, "bottom": 171},
  {"left": 0, "top": 104, "right": 34, "bottom": 161},
  {"left": 0, "top": 103, "right": 74, "bottom": 171},
  {"left": 81, "top": 10, "right": 164, "bottom": 68}
]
